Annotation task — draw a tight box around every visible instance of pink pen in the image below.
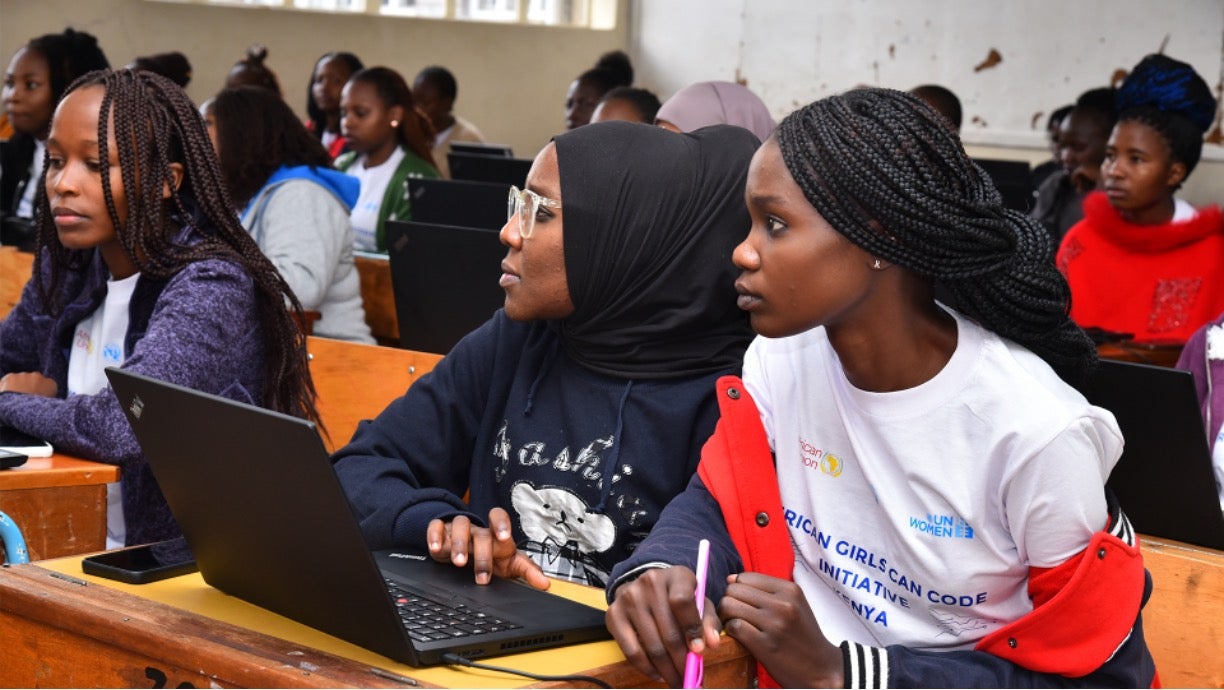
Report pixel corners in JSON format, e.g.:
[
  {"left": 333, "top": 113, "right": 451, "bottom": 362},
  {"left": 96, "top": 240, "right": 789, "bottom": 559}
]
[{"left": 682, "top": 538, "right": 711, "bottom": 689}]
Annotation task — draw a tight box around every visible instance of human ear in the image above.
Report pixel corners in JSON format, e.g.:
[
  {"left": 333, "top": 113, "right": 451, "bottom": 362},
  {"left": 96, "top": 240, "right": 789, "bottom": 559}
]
[
  {"left": 1166, "top": 160, "right": 1188, "bottom": 190},
  {"left": 162, "top": 162, "right": 184, "bottom": 199},
  {"left": 388, "top": 104, "right": 405, "bottom": 128}
]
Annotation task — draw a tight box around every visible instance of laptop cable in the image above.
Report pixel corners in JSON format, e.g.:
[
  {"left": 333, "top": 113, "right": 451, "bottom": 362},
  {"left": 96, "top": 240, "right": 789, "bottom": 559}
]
[{"left": 441, "top": 652, "right": 612, "bottom": 688}]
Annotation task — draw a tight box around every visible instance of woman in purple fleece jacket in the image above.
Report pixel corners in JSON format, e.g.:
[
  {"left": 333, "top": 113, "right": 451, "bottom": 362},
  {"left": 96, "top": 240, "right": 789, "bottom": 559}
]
[
  {"left": 1177, "top": 311, "right": 1224, "bottom": 512},
  {"left": 0, "top": 69, "right": 318, "bottom": 547}
]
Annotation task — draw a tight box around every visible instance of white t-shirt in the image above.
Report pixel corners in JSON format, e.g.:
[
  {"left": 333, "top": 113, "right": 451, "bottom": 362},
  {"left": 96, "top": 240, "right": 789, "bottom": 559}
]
[
  {"left": 16, "top": 139, "right": 46, "bottom": 218},
  {"left": 67, "top": 271, "right": 140, "bottom": 550},
  {"left": 744, "top": 308, "right": 1121, "bottom": 651},
  {"left": 321, "top": 129, "right": 339, "bottom": 151},
  {"left": 346, "top": 146, "right": 405, "bottom": 252}
]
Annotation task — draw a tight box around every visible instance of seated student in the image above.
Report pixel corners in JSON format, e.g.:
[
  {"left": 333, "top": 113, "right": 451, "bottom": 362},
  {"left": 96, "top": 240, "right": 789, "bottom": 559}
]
[
  {"left": 605, "top": 88, "right": 1156, "bottom": 688},
  {"left": 412, "top": 65, "right": 486, "bottom": 179},
  {"left": 1032, "top": 104, "right": 1073, "bottom": 192},
  {"left": 2, "top": 28, "right": 109, "bottom": 250},
  {"left": 0, "top": 70, "right": 318, "bottom": 548},
  {"left": 206, "top": 86, "right": 374, "bottom": 344},
  {"left": 335, "top": 66, "right": 439, "bottom": 253},
  {"left": 305, "top": 51, "right": 363, "bottom": 161},
  {"left": 1057, "top": 54, "right": 1224, "bottom": 345},
  {"left": 1177, "top": 312, "right": 1224, "bottom": 512},
  {"left": 655, "top": 80, "right": 776, "bottom": 143},
  {"left": 591, "top": 86, "right": 663, "bottom": 125},
  {"left": 910, "top": 83, "right": 962, "bottom": 132},
  {"left": 564, "top": 50, "right": 633, "bottom": 130},
  {"left": 224, "top": 44, "right": 281, "bottom": 96},
  {"left": 332, "top": 121, "right": 758, "bottom": 589},
  {"left": 1031, "top": 87, "right": 1116, "bottom": 243},
  {"left": 128, "top": 51, "right": 192, "bottom": 88}
]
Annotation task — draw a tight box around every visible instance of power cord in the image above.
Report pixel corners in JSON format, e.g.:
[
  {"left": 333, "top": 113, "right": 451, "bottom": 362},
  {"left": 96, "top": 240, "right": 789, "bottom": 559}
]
[{"left": 441, "top": 652, "right": 613, "bottom": 688}]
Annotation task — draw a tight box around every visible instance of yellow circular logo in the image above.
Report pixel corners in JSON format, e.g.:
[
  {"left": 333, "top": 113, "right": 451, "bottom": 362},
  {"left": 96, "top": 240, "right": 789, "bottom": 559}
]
[{"left": 820, "top": 454, "right": 843, "bottom": 477}]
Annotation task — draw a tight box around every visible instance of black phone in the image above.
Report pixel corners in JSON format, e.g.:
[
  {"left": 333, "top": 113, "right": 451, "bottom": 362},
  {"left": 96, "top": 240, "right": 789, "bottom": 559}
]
[
  {"left": 0, "top": 449, "right": 27, "bottom": 469},
  {"left": 81, "top": 537, "right": 197, "bottom": 584}
]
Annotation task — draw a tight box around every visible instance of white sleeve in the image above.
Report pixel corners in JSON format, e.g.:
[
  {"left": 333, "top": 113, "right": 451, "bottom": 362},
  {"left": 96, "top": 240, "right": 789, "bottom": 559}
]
[{"left": 1003, "top": 410, "right": 1123, "bottom": 568}]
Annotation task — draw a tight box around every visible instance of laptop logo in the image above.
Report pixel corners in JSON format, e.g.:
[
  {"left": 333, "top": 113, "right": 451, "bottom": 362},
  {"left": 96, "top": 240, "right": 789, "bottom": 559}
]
[
  {"left": 392, "top": 233, "right": 410, "bottom": 253},
  {"left": 128, "top": 395, "right": 145, "bottom": 421},
  {"left": 387, "top": 552, "right": 427, "bottom": 561}
]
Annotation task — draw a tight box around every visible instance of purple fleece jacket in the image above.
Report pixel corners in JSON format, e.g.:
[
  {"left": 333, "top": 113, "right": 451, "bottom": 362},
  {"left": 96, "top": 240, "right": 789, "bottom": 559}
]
[
  {"left": 1177, "top": 311, "right": 1224, "bottom": 454},
  {"left": 0, "top": 245, "right": 266, "bottom": 545}
]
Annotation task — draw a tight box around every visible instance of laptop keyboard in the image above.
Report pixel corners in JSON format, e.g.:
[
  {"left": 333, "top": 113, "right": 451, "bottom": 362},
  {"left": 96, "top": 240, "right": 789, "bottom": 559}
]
[{"left": 386, "top": 579, "right": 523, "bottom": 643}]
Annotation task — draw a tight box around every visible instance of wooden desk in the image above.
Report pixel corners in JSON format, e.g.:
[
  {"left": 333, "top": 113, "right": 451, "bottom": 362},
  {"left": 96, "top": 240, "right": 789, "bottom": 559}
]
[
  {"left": 354, "top": 253, "right": 399, "bottom": 347},
  {"left": 307, "top": 335, "right": 442, "bottom": 451},
  {"left": 0, "top": 454, "right": 118, "bottom": 562},
  {"left": 0, "top": 558, "right": 752, "bottom": 688},
  {"left": 1097, "top": 340, "right": 1183, "bottom": 368},
  {"left": 1140, "top": 534, "right": 1224, "bottom": 688},
  {"left": 0, "top": 244, "right": 34, "bottom": 320}
]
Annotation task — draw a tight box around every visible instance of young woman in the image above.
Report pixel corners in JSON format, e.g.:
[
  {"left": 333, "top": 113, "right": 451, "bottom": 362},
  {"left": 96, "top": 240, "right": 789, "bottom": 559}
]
[
  {"left": 224, "top": 44, "right": 281, "bottom": 96},
  {"left": 334, "top": 66, "right": 439, "bottom": 253},
  {"left": 412, "top": 65, "right": 486, "bottom": 179},
  {"left": 605, "top": 89, "right": 1156, "bottom": 688},
  {"left": 563, "top": 50, "right": 633, "bottom": 130},
  {"left": 0, "top": 70, "right": 318, "bottom": 549},
  {"left": 1058, "top": 54, "right": 1224, "bottom": 344},
  {"left": 655, "top": 80, "right": 776, "bottom": 143},
  {"left": 2, "top": 29, "right": 109, "bottom": 249},
  {"left": 590, "top": 86, "right": 663, "bottom": 125},
  {"left": 206, "top": 86, "right": 373, "bottom": 343},
  {"left": 332, "top": 121, "right": 759, "bottom": 589},
  {"left": 305, "top": 52, "right": 363, "bottom": 161}
]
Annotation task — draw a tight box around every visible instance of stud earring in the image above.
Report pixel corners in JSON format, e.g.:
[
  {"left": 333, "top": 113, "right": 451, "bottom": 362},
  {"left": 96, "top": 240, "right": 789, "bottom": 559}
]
[
  {"left": 873, "top": 259, "right": 882, "bottom": 270},
  {"left": 390, "top": 119, "right": 400, "bottom": 128}
]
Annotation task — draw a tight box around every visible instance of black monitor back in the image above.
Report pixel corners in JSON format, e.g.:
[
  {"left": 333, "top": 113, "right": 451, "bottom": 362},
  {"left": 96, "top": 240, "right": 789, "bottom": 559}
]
[
  {"left": 408, "top": 178, "right": 508, "bottom": 231},
  {"left": 973, "top": 158, "right": 1034, "bottom": 213},
  {"left": 447, "top": 152, "right": 533, "bottom": 186}
]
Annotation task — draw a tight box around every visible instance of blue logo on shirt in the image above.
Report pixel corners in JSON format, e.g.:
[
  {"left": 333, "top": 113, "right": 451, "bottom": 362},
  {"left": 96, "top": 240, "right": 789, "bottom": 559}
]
[{"left": 909, "top": 513, "right": 974, "bottom": 539}]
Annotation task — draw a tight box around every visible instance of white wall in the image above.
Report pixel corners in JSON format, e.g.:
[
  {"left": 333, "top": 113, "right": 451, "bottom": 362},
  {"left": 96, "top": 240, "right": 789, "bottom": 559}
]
[{"left": 630, "top": 0, "right": 1224, "bottom": 206}]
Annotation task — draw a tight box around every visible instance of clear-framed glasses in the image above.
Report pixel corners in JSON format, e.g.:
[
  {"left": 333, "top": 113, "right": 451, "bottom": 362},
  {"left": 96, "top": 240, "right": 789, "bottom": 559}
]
[{"left": 507, "top": 185, "right": 561, "bottom": 239}]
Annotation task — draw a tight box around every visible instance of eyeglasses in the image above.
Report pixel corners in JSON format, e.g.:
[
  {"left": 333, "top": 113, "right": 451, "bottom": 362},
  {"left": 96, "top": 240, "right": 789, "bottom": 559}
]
[{"left": 507, "top": 185, "right": 561, "bottom": 239}]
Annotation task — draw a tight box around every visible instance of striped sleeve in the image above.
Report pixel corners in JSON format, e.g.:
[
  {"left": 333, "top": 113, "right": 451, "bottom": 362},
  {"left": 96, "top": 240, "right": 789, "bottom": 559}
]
[{"left": 842, "top": 641, "right": 889, "bottom": 689}]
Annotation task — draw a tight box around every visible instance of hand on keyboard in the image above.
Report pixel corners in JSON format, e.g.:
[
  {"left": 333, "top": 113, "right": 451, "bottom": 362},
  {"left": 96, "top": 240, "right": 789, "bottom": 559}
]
[{"left": 427, "top": 507, "right": 551, "bottom": 590}]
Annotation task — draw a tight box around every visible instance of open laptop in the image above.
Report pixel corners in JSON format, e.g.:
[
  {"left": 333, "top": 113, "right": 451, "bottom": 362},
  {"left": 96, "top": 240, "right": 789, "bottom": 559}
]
[
  {"left": 103, "top": 368, "right": 610, "bottom": 667},
  {"left": 407, "top": 178, "right": 509, "bottom": 231},
  {"left": 386, "top": 220, "right": 506, "bottom": 354},
  {"left": 449, "top": 141, "right": 513, "bottom": 158},
  {"left": 447, "top": 152, "right": 533, "bottom": 186},
  {"left": 972, "top": 158, "right": 1034, "bottom": 213},
  {"left": 1081, "top": 359, "right": 1224, "bottom": 550}
]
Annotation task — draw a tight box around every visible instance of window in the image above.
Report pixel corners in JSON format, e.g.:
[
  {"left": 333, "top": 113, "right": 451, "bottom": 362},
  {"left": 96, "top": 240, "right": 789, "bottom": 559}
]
[{"left": 171, "top": 0, "right": 616, "bottom": 29}]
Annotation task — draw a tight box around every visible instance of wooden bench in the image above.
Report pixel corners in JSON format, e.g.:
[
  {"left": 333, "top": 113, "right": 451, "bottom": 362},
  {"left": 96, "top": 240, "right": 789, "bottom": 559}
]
[
  {"left": 306, "top": 335, "right": 441, "bottom": 451},
  {"left": 353, "top": 253, "right": 399, "bottom": 347},
  {"left": 1139, "top": 534, "right": 1224, "bottom": 687},
  {"left": 0, "top": 245, "right": 34, "bottom": 320}
]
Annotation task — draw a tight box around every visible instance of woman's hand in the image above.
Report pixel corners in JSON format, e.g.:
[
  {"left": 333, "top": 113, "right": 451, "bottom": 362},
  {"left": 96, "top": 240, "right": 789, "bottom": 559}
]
[
  {"left": 426, "top": 507, "right": 550, "bottom": 590},
  {"left": 606, "top": 566, "right": 721, "bottom": 687},
  {"left": 0, "top": 372, "right": 58, "bottom": 397},
  {"left": 718, "top": 572, "right": 844, "bottom": 688}
]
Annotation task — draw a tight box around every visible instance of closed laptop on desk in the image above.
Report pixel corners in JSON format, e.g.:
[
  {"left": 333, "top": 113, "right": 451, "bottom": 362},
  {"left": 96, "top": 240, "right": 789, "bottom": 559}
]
[
  {"left": 104, "top": 368, "right": 610, "bottom": 666},
  {"left": 407, "top": 178, "right": 509, "bottom": 231},
  {"left": 1082, "top": 359, "right": 1224, "bottom": 550},
  {"left": 386, "top": 220, "right": 506, "bottom": 354},
  {"left": 447, "top": 152, "right": 532, "bottom": 186}
]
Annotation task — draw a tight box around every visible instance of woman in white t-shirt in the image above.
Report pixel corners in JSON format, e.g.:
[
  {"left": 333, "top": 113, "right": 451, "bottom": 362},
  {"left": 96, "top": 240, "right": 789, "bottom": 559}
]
[
  {"left": 333, "top": 66, "right": 440, "bottom": 253},
  {"left": 605, "top": 88, "right": 1157, "bottom": 688}
]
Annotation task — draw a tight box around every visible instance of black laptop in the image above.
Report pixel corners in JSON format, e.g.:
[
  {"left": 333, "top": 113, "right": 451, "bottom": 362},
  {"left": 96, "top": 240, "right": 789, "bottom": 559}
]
[
  {"left": 449, "top": 141, "right": 513, "bottom": 158},
  {"left": 972, "top": 158, "right": 1034, "bottom": 213},
  {"left": 447, "top": 152, "right": 533, "bottom": 186},
  {"left": 103, "top": 368, "right": 610, "bottom": 666},
  {"left": 1082, "top": 359, "right": 1224, "bottom": 550},
  {"left": 408, "top": 178, "right": 509, "bottom": 231},
  {"left": 385, "top": 220, "right": 506, "bottom": 354}
]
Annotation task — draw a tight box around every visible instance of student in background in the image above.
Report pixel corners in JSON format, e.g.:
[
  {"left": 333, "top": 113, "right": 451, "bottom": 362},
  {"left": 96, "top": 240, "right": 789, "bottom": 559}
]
[
  {"left": 590, "top": 86, "right": 662, "bottom": 125},
  {"left": 606, "top": 88, "right": 1155, "bottom": 688},
  {"left": 224, "top": 44, "right": 281, "bottom": 96},
  {"left": 2, "top": 28, "right": 109, "bottom": 250},
  {"left": 910, "top": 83, "right": 962, "bottom": 132},
  {"left": 305, "top": 51, "right": 363, "bottom": 161},
  {"left": 1031, "top": 87, "right": 1116, "bottom": 243},
  {"left": 413, "top": 65, "right": 486, "bottom": 179},
  {"left": 332, "top": 122, "right": 758, "bottom": 589},
  {"left": 128, "top": 51, "right": 193, "bottom": 88},
  {"left": 564, "top": 50, "right": 633, "bottom": 130},
  {"left": 0, "top": 69, "right": 318, "bottom": 548},
  {"left": 1031, "top": 104, "right": 1073, "bottom": 192},
  {"left": 335, "top": 66, "right": 439, "bottom": 253},
  {"left": 206, "top": 86, "right": 373, "bottom": 344},
  {"left": 1177, "top": 312, "right": 1224, "bottom": 512},
  {"left": 1057, "top": 54, "right": 1224, "bottom": 345},
  {"left": 655, "top": 80, "right": 776, "bottom": 143}
]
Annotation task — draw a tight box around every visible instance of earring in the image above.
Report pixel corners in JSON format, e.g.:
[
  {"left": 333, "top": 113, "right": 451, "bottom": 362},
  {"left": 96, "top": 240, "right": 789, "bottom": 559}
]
[
  {"left": 390, "top": 119, "right": 400, "bottom": 128},
  {"left": 873, "top": 259, "right": 882, "bottom": 270}
]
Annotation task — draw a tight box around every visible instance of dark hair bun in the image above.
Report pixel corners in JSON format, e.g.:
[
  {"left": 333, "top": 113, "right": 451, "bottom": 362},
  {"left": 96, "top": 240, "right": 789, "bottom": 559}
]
[{"left": 1117, "top": 53, "right": 1217, "bottom": 132}]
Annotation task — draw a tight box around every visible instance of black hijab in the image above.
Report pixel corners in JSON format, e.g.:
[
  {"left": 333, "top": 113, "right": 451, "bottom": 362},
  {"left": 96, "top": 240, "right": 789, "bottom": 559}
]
[{"left": 552, "top": 121, "right": 758, "bottom": 379}]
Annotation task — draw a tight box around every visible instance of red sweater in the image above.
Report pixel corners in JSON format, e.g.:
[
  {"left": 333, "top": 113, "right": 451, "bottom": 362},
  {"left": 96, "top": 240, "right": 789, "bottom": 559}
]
[{"left": 1057, "top": 191, "right": 1224, "bottom": 344}]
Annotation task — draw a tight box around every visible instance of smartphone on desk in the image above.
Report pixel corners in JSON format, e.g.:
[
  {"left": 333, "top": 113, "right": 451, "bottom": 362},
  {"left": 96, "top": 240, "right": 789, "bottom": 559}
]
[
  {"left": 0, "top": 449, "right": 27, "bottom": 469},
  {"left": 82, "top": 537, "right": 198, "bottom": 584},
  {"left": 0, "top": 425, "right": 53, "bottom": 458}
]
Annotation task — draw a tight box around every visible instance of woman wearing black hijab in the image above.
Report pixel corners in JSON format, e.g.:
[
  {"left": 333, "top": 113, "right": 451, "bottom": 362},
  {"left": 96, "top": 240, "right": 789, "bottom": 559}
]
[{"left": 333, "top": 121, "right": 758, "bottom": 589}]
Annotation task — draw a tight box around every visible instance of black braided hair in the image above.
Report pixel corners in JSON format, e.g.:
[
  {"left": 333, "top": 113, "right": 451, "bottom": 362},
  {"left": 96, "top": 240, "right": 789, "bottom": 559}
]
[
  {"left": 1116, "top": 53, "right": 1217, "bottom": 180},
  {"left": 775, "top": 87, "right": 1096, "bottom": 383},
  {"left": 33, "top": 68, "right": 320, "bottom": 426}
]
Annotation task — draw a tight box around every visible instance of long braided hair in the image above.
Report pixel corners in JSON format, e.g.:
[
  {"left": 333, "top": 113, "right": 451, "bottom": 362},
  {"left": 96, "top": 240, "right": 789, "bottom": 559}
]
[
  {"left": 775, "top": 87, "right": 1096, "bottom": 383},
  {"left": 33, "top": 68, "right": 320, "bottom": 424}
]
